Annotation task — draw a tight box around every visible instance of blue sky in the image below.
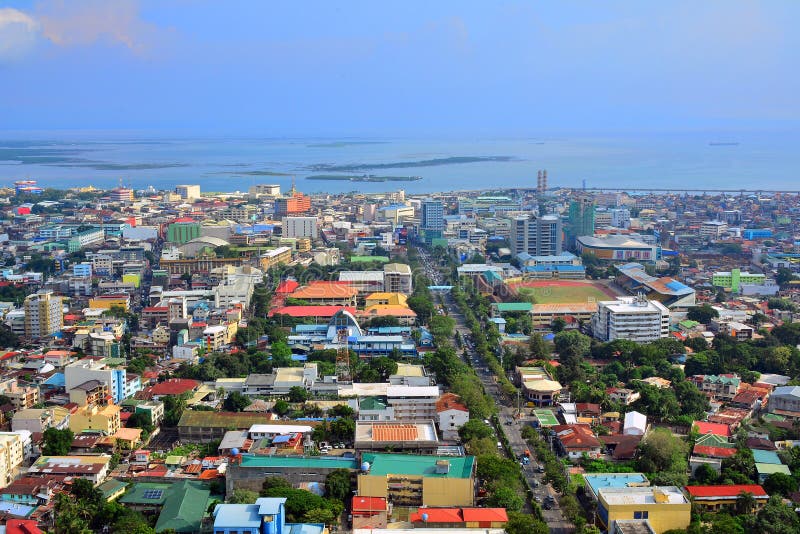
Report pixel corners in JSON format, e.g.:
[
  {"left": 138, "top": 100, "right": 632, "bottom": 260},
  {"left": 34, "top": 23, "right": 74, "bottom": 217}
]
[{"left": 0, "top": 1, "right": 798, "bottom": 136}]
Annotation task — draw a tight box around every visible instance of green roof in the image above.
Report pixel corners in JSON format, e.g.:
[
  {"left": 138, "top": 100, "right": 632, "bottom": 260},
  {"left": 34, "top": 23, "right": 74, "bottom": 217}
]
[
  {"left": 495, "top": 302, "right": 533, "bottom": 313},
  {"left": 361, "top": 453, "right": 474, "bottom": 479},
  {"left": 763, "top": 413, "right": 787, "bottom": 422},
  {"left": 359, "top": 396, "right": 388, "bottom": 411},
  {"left": 155, "top": 480, "right": 211, "bottom": 533},
  {"left": 533, "top": 409, "right": 559, "bottom": 426},
  {"left": 98, "top": 478, "right": 128, "bottom": 500},
  {"left": 679, "top": 320, "right": 700, "bottom": 328},
  {"left": 695, "top": 433, "right": 732, "bottom": 447},
  {"left": 239, "top": 455, "right": 358, "bottom": 470},
  {"left": 120, "top": 482, "right": 173, "bottom": 505},
  {"left": 177, "top": 410, "right": 296, "bottom": 429},
  {"left": 350, "top": 255, "right": 390, "bottom": 263},
  {"left": 165, "top": 455, "right": 185, "bottom": 466},
  {"left": 755, "top": 463, "right": 791, "bottom": 476}
]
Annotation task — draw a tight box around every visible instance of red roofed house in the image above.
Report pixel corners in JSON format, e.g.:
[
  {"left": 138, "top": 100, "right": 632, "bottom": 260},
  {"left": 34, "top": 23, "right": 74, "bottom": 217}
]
[
  {"left": 410, "top": 508, "right": 508, "bottom": 528},
  {"left": 144, "top": 379, "right": 199, "bottom": 399},
  {"left": 551, "top": 424, "right": 602, "bottom": 460},
  {"left": 693, "top": 421, "right": 732, "bottom": 438},
  {"left": 268, "top": 306, "right": 356, "bottom": 321},
  {"left": 685, "top": 484, "right": 769, "bottom": 511},
  {"left": 352, "top": 496, "right": 388, "bottom": 529},
  {"left": 275, "top": 280, "right": 300, "bottom": 296},
  {"left": 436, "top": 393, "right": 469, "bottom": 440},
  {"left": 5, "top": 520, "right": 43, "bottom": 534}
]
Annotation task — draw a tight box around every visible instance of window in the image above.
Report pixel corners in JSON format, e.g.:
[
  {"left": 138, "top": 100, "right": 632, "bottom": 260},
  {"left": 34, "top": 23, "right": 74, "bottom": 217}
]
[{"left": 633, "top": 511, "right": 649, "bottom": 519}]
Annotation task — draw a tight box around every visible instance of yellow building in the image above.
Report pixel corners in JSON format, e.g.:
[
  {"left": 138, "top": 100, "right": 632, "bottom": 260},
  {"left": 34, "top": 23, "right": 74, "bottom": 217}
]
[
  {"left": 259, "top": 246, "right": 292, "bottom": 270},
  {"left": 69, "top": 403, "right": 121, "bottom": 436},
  {"left": 365, "top": 292, "right": 408, "bottom": 307},
  {"left": 597, "top": 486, "right": 690, "bottom": 534},
  {"left": 0, "top": 433, "right": 25, "bottom": 488},
  {"left": 122, "top": 273, "right": 141, "bottom": 288},
  {"left": 88, "top": 296, "right": 130, "bottom": 311},
  {"left": 361, "top": 305, "right": 417, "bottom": 326},
  {"left": 357, "top": 453, "right": 475, "bottom": 508}
]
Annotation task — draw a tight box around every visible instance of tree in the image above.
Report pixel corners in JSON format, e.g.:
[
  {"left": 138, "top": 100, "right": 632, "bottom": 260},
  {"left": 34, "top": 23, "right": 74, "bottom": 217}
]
[
  {"left": 223, "top": 391, "right": 252, "bottom": 412},
  {"left": 486, "top": 486, "right": 523, "bottom": 511},
  {"left": 554, "top": 330, "right": 591, "bottom": 358},
  {"left": 528, "top": 333, "right": 549, "bottom": 359},
  {"left": 407, "top": 295, "right": 435, "bottom": 324},
  {"left": 636, "top": 427, "right": 689, "bottom": 474},
  {"left": 458, "top": 419, "right": 494, "bottom": 443},
  {"left": 230, "top": 489, "right": 259, "bottom": 504},
  {"left": 288, "top": 386, "right": 309, "bottom": 403},
  {"left": 686, "top": 304, "right": 719, "bottom": 324},
  {"left": 504, "top": 512, "right": 548, "bottom": 534},
  {"left": 692, "top": 463, "right": 719, "bottom": 484},
  {"left": 776, "top": 267, "right": 797, "bottom": 286},
  {"left": 551, "top": 317, "right": 567, "bottom": 333},
  {"left": 763, "top": 472, "right": 798, "bottom": 497},
  {"left": 43, "top": 427, "right": 74, "bottom": 456},
  {"left": 684, "top": 336, "right": 708, "bottom": 352},
  {"left": 752, "top": 495, "right": 800, "bottom": 533},
  {"left": 273, "top": 399, "right": 290, "bottom": 416},
  {"left": 325, "top": 469, "right": 351, "bottom": 502}
]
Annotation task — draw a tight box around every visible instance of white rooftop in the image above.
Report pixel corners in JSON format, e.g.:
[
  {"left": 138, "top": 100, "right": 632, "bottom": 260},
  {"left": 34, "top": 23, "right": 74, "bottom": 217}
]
[
  {"left": 599, "top": 296, "right": 668, "bottom": 314},
  {"left": 599, "top": 486, "right": 688, "bottom": 505}
]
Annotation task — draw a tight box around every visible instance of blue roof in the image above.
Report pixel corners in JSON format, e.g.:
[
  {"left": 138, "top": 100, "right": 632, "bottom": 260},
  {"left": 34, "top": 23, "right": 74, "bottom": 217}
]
[
  {"left": 272, "top": 435, "right": 292, "bottom": 444},
  {"left": 213, "top": 504, "right": 262, "bottom": 529},
  {"left": 43, "top": 373, "right": 65, "bottom": 387},
  {"left": 584, "top": 473, "right": 649, "bottom": 498},
  {"left": 0, "top": 501, "right": 35, "bottom": 518},
  {"left": 752, "top": 449, "right": 782, "bottom": 465}
]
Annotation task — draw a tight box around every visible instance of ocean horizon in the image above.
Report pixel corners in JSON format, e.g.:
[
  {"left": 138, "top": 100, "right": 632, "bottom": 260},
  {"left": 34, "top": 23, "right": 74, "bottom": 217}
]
[{"left": 1, "top": 130, "right": 799, "bottom": 195}]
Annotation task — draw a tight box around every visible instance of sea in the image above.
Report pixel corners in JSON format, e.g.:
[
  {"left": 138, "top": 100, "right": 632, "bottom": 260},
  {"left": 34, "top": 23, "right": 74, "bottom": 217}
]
[{"left": 0, "top": 130, "right": 799, "bottom": 195}]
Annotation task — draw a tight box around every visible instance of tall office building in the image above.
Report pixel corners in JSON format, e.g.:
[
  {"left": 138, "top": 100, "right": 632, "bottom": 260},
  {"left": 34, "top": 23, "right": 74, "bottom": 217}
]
[
  {"left": 591, "top": 296, "right": 670, "bottom": 343},
  {"left": 175, "top": 185, "right": 201, "bottom": 201},
  {"left": 282, "top": 216, "right": 318, "bottom": 239},
  {"left": 421, "top": 199, "right": 444, "bottom": 243},
  {"left": 509, "top": 214, "right": 562, "bottom": 257},
  {"left": 566, "top": 196, "right": 596, "bottom": 249},
  {"left": 24, "top": 291, "right": 63, "bottom": 338}
]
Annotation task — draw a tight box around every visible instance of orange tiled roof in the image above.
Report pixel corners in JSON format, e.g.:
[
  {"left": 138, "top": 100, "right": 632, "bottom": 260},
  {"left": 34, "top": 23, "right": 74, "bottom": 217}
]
[{"left": 373, "top": 424, "right": 418, "bottom": 442}]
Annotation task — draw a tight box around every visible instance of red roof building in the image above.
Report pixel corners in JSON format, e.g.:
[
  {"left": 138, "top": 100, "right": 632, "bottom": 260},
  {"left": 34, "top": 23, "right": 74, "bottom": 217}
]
[
  {"left": 5, "top": 520, "right": 43, "bottom": 534},
  {"left": 692, "top": 445, "right": 737, "bottom": 458},
  {"left": 685, "top": 484, "right": 769, "bottom": 510},
  {"left": 410, "top": 508, "right": 508, "bottom": 528},
  {"left": 352, "top": 496, "right": 388, "bottom": 530},
  {"left": 268, "top": 306, "right": 356, "bottom": 319},
  {"left": 693, "top": 421, "right": 732, "bottom": 438},
  {"left": 146, "top": 378, "right": 199, "bottom": 397},
  {"left": 551, "top": 424, "right": 602, "bottom": 459},
  {"left": 275, "top": 280, "right": 300, "bottom": 295}
]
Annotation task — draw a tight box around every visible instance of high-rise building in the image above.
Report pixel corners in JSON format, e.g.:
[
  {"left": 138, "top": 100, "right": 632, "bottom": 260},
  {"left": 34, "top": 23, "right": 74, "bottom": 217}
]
[
  {"left": 175, "top": 184, "right": 201, "bottom": 201},
  {"left": 591, "top": 296, "right": 670, "bottom": 343},
  {"left": 509, "top": 214, "right": 562, "bottom": 257},
  {"left": 248, "top": 184, "right": 281, "bottom": 198},
  {"left": 282, "top": 216, "right": 318, "bottom": 239},
  {"left": 23, "top": 291, "right": 63, "bottom": 338},
  {"left": 274, "top": 192, "right": 311, "bottom": 217},
  {"left": 109, "top": 188, "right": 134, "bottom": 203},
  {"left": 421, "top": 199, "right": 444, "bottom": 242},
  {"left": 567, "top": 197, "right": 595, "bottom": 249}
]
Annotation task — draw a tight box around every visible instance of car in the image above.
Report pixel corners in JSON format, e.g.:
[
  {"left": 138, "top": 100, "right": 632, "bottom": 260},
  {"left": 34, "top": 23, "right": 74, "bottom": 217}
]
[
  {"left": 543, "top": 502, "right": 552, "bottom": 510},
  {"left": 505, "top": 420, "right": 514, "bottom": 425}
]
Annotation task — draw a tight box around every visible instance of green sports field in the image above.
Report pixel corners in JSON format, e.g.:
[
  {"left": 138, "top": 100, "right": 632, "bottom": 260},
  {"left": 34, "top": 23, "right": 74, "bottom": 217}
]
[
  {"left": 534, "top": 409, "right": 559, "bottom": 426},
  {"left": 513, "top": 281, "right": 614, "bottom": 304}
]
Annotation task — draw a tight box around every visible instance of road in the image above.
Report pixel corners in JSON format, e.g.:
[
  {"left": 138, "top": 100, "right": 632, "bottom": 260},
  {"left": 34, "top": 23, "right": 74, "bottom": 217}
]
[{"left": 417, "top": 248, "right": 574, "bottom": 534}]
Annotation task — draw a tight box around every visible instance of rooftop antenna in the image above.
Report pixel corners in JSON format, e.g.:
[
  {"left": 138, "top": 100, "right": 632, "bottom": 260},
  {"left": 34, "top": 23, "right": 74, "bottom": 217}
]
[{"left": 290, "top": 175, "right": 297, "bottom": 196}]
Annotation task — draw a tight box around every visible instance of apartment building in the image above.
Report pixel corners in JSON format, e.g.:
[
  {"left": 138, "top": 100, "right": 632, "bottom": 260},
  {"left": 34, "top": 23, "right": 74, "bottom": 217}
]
[
  {"left": 23, "top": 291, "right": 63, "bottom": 338},
  {"left": 282, "top": 216, "right": 318, "bottom": 239},
  {"left": 386, "top": 385, "right": 440, "bottom": 422},
  {"left": 0, "top": 379, "right": 39, "bottom": 410},
  {"left": 175, "top": 184, "right": 201, "bottom": 201},
  {"left": 592, "top": 296, "right": 670, "bottom": 343},
  {"left": 64, "top": 359, "right": 131, "bottom": 404}
]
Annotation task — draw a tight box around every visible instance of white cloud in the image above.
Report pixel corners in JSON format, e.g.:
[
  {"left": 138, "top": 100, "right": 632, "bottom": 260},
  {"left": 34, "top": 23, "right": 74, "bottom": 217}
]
[
  {"left": 0, "top": 8, "right": 41, "bottom": 62},
  {"left": 35, "top": 0, "right": 168, "bottom": 55}
]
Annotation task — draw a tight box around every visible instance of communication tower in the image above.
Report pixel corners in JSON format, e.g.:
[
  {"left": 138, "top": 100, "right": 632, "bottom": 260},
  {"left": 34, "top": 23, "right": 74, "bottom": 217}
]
[{"left": 335, "top": 326, "right": 352, "bottom": 382}]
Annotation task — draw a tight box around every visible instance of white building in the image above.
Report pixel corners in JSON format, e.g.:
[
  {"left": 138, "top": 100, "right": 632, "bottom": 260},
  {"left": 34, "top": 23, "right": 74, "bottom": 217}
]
[
  {"left": 175, "top": 184, "right": 201, "bottom": 201},
  {"left": 64, "top": 359, "right": 131, "bottom": 404},
  {"left": 383, "top": 263, "right": 413, "bottom": 294},
  {"left": 203, "top": 325, "right": 228, "bottom": 351},
  {"left": 623, "top": 411, "right": 647, "bottom": 435},
  {"left": 700, "top": 220, "right": 728, "bottom": 240},
  {"left": 248, "top": 184, "right": 281, "bottom": 198},
  {"left": 592, "top": 296, "right": 670, "bottom": 343},
  {"left": 282, "top": 216, "right": 318, "bottom": 239}
]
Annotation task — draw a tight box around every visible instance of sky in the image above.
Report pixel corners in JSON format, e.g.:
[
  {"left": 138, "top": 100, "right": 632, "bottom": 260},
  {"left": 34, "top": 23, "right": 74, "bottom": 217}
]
[{"left": 0, "top": 1, "right": 799, "bottom": 136}]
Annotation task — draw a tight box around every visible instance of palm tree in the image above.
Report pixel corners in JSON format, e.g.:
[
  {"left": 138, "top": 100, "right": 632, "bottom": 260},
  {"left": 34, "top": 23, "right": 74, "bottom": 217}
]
[{"left": 736, "top": 491, "right": 756, "bottom": 515}]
